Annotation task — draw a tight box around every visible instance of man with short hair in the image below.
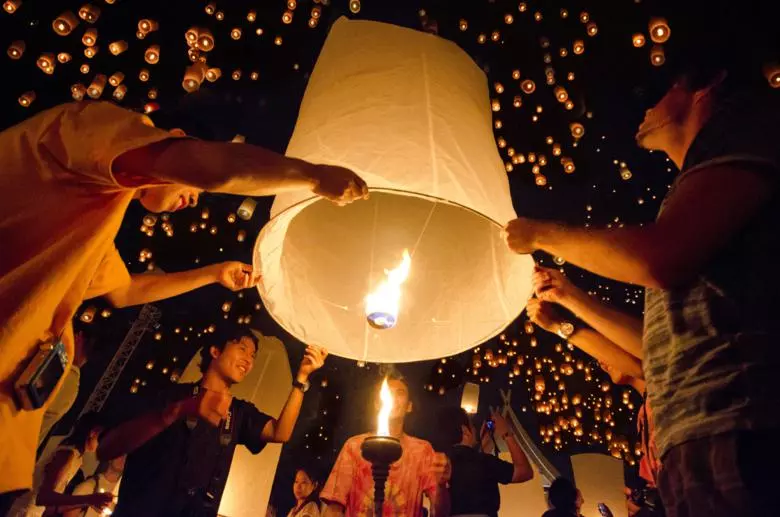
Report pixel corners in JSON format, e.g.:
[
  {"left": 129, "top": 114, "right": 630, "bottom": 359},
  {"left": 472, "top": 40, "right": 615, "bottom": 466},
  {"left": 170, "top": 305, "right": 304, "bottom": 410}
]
[
  {"left": 503, "top": 12, "right": 780, "bottom": 514},
  {"left": 320, "top": 374, "right": 451, "bottom": 517},
  {"left": 0, "top": 100, "right": 367, "bottom": 503},
  {"left": 442, "top": 407, "right": 533, "bottom": 517},
  {"left": 98, "top": 332, "right": 327, "bottom": 517}
]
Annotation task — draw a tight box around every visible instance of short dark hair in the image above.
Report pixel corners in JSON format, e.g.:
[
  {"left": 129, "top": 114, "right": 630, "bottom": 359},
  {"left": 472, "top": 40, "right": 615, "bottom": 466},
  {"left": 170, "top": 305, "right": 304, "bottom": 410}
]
[
  {"left": 547, "top": 477, "right": 578, "bottom": 512},
  {"left": 199, "top": 331, "right": 259, "bottom": 374},
  {"left": 438, "top": 406, "right": 471, "bottom": 446}
]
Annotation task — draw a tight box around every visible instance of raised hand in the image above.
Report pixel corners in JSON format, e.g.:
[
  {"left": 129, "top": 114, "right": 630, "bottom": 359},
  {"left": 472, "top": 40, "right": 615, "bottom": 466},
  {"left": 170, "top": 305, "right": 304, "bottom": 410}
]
[
  {"left": 526, "top": 298, "right": 565, "bottom": 334},
  {"left": 309, "top": 164, "right": 369, "bottom": 206},
  {"left": 501, "top": 218, "right": 540, "bottom": 255},
  {"left": 297, "top": 345, "right": 328, "bottom": 381},
  {"left": 213, "top": 262, "right": 262, "bottom": 291},
  {"left": 531, "top": 265, "right": 577, "bottom": 304}
]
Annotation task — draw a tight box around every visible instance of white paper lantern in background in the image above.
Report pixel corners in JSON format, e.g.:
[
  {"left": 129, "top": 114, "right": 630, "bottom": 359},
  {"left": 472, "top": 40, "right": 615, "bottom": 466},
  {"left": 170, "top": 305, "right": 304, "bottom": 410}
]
[
  {"left": 571, "top": 453, "right": 628, "bottom": 517},
  {"left": 461, "top": 382, "right": 480, "bottom": 414},
  {"left": 254, "top": 17, "right": 534, "bottom": 363}
]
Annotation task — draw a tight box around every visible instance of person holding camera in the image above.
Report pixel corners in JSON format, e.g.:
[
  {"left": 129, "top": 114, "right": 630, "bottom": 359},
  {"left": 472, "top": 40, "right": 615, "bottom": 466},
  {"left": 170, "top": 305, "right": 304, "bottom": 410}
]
[
  {"left": 97, "top": 331, "right": 327, "bottom": 517},
  {"left": 440, "top": 406, "right": 533, "bottom": 517}
]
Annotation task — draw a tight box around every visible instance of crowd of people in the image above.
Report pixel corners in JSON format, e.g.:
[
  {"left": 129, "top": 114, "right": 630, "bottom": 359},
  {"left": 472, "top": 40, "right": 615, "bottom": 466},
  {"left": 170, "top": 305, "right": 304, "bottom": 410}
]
[{"left": 1, "top": 6, "right": 779, "bottom": 516}]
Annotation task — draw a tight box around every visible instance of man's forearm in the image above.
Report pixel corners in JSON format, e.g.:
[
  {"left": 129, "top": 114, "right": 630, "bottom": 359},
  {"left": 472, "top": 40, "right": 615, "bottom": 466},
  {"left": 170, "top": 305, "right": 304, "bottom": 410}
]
[
  {"left": 106, "top": 265, "right": 218, "bottom": 307},
  {"left": 568, "top": 328, "right": 643, "bottom": 379},
  {"left": 263, "top": 378, "right": 306, "bottom": 442},
  {"left": 560, "top": 289, "right": 644, "bottom": 360},
  {"left": 98, "top": 403, "right": 179, "bottom": 461},
  {"left": 533, "top": 221, "right": 667, "bottom": 288},
  {"left": 504, "top": 434, "right": 534, "bottom": 483},
  {"left": 142, "top": 140, "right": 317, "bottom": 196}
]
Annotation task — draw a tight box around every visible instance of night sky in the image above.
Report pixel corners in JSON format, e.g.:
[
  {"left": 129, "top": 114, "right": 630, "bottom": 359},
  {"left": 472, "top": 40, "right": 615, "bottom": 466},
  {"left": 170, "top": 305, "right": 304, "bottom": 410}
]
[{"left": 3, "top": 0, "right": 777, "bottom": 514}]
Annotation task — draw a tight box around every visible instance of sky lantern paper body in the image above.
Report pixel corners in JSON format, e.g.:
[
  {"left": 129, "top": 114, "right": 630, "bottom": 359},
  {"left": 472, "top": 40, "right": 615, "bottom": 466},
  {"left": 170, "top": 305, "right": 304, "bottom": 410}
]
[{"left": 254, "top": 17, "right": 534, "bottom": 363}]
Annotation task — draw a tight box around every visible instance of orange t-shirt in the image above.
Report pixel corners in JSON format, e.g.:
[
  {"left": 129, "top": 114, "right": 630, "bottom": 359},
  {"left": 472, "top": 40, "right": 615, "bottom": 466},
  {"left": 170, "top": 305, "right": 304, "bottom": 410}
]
[{"left": 0, "top": 101, "right": 172, "bottom": 493}]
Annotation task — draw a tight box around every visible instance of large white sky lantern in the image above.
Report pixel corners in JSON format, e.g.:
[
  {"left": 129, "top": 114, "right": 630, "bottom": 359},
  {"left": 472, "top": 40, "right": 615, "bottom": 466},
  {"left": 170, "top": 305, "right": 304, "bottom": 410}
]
[{"left": 254, "top": 17, "right": 534, "bottom": 363}]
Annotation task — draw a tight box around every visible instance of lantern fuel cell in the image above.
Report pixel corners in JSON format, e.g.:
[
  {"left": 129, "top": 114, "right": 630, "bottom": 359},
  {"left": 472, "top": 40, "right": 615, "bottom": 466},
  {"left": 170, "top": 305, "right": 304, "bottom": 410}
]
[{"left": 253, "top": 18, "right": 534, "bottom": 363}]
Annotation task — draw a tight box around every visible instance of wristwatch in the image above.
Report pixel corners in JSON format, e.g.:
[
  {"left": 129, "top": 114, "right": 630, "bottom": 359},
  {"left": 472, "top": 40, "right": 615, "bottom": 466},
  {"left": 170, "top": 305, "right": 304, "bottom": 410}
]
[
  {"left": 556, "top": 321, "right": 575, "bottom": 340},
  {"left": 292, "top": 379, "right": 310, "bottom": 393}
]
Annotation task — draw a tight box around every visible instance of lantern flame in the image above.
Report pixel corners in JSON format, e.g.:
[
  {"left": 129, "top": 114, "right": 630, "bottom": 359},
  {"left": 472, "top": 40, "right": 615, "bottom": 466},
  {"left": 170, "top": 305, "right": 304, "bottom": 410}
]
[
  {"left": 376, "top": 377, "right": 394, "bottom": 436},
  {"left": 365, "top": 249, "right": 411, "bottom": 329}
]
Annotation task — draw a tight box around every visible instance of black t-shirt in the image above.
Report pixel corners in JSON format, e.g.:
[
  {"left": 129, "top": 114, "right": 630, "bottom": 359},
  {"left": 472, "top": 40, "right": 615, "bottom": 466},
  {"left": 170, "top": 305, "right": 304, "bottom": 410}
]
[
  {"left": 113, "top": 383, "right": 272, "bottom": 517},
  {"left": 448, "top": 445, "right": 514, "bottom": 517}
]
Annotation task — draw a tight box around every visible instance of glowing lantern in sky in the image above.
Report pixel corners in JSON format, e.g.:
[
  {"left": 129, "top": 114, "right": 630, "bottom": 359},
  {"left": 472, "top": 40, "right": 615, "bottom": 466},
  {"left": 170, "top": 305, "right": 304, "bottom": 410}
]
[{"left": 253, "top": 18, "right": 534, "bottom": 363}]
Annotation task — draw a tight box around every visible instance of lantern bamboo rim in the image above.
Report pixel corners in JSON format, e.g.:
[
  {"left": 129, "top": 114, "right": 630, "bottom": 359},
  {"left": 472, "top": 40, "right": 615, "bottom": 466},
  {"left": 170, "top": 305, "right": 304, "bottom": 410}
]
[{"left": 255, "top": 187, "right": 529, "bottom": 363}]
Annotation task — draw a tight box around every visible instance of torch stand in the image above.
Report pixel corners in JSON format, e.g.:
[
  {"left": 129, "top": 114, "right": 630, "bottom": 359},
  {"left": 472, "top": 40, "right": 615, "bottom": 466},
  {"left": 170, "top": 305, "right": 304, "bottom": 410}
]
[{"left": 361, "top": 436, "right": 403, "bottom": 517}]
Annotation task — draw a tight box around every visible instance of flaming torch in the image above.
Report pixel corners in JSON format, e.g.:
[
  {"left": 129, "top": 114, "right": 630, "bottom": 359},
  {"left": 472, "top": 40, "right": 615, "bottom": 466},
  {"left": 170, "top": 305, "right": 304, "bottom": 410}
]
[
  {"left": 365, "top": 249, "right": 411, "bottom": 329},
  {"left": 361, "top": 378, "right": 403, "bottom": 516}
]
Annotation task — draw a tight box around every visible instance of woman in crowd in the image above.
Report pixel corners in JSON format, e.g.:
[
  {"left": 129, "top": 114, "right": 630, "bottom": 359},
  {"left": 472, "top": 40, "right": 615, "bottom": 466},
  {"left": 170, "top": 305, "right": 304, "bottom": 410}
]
[
  {"left": 288, "top": 467, "right": 321, "bottom": 517},
  {"left": 10, "top": 413, "right": 113, "bottom": 517}
]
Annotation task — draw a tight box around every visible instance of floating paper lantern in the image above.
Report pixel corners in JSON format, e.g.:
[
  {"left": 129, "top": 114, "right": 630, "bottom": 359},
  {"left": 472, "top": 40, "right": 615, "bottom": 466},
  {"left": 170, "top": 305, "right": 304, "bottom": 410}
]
[
  {"left": 7, "top": 40, "right": 24, "bottom": 59},
  {"left": 650, "top": 45, "right": 665, "bottom": 66},
  {"left": 648, "top": 17, "right": 670, "bottom": 44},
  {"left": 632, "top": 33, "right": 646, "bottom": 48},
  {"left": 461, "top": 382, "right": 480, "bottom": 414},
  {"left": 84, "top": 46, "right": 98, "bottom": 59},
  {"left": 71, "top": 83, "right": 86, "bottom": 100},
  {"left": 18, "top": 91, "right": 35, "bottom": 107},
  {"left": 763, "top": 62, "right": 780, "bottom": 88},
  {"left": 521, "top": 79, "right": 536, "bottom": 94},
  {"left": 37, "top": 53, "right": 55, "bottom": 74},
  {"left": 109, "top": 40, "right": 127, "bottom": 55},
  {"left": 282, "top": 11, "right": 293, "bottom": 24},
  {"left": 108, "top": 71, "right": 124, "bottom": 86},
  {"left": 197, "top": 29, "right": 215, "bottom": 51},
  {"left": 57, "top": 52, "right": 71, "bottom": 63},
  {"left": 144, "top": 44, "right": 160, "bottom": 64},
  {"left": 253, "top": 18, "right": 533, "bottom": 363},
  {"left": 87, "top": 73, "right": 106, "bottom": 98},
  {"left": 138, "top": 68, "right": 150, "bottom": 81},
  {"left": 206, "top": 67, "right": 222, "bottom": 82},
  {"left": 82, "top": 28, "right": 97, "bottom": 46},
  {"left": 238, "top": 198, "right": 257, "bottom": 220},
  {"left": 231, "top": 27, "right": 242, "bottom": 40},
  {"left": 113, "top": 84, "right": 127, "bottom": 100},
  {"left": 247, "top": 10, "right": 256, "bottom": 22},
  {"left": 182, "top": 62, "right": 207, "bottom": 92},
  {"left": 138, "top": 18, "right": 158, "bottom": 34},
  {"left": 53, "top": 11, "right": 79, "bottom": 35},
  {"left": 349, "top": 0, "right": 360, "bottom": 14},
  {"left": 205, "top": 2, "right": 215, "bottom": 15},
  {"left": 78, "top": 3, "right": 100, "bottom": 23},
  {"left": 3, "top": 0, "right": 20, "bottom": 14}
]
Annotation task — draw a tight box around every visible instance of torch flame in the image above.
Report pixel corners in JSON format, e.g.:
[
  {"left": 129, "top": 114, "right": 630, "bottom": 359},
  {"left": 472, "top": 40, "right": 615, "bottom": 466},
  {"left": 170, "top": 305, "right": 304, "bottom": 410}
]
[
  {"left": 365, "top": 249, "right": 412, "bottom": 329},
  {"left": 377, "top": 377, "right": 394, "bottom": 436}
]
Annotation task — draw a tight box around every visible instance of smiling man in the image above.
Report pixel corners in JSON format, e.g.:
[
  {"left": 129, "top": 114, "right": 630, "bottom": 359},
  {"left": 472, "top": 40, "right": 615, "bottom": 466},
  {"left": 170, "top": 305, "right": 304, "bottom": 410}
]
[{"left": 97, "top": 331, "right": 327, "bottom": 517}]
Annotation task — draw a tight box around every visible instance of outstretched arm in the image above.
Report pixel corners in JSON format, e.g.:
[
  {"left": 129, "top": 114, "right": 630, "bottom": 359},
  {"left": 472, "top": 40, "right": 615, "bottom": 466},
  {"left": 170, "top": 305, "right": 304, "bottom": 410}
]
[
  {"left": 114, "top": 138, "right": 368, "bottom": 203},
  {"left": 260, "top": 346, "right": 327, "bottom": 443},
  {"left": 491, "top": 411, "right": 534, "bottom": 483},
  {"left": 531, "top": 267, "right": 644, "bottom": 361},
  {"left": 104, "top": 261, "right": 259, "bottom": 308},
  {"left": 504, "top": 164, "right": 774, "bottom": 289}
]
